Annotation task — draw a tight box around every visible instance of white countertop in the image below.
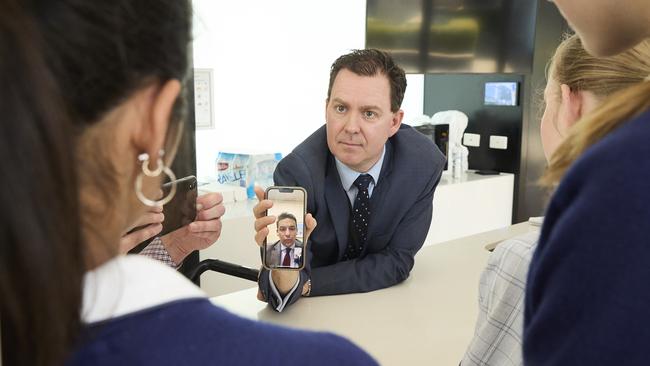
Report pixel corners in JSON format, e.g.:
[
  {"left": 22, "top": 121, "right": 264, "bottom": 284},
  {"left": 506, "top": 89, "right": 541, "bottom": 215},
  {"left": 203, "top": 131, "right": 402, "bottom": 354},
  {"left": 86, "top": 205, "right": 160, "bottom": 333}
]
[
  {"left": 211, "top": 221, "right": 538, "bottom": 365},
  {"left": 206, "top": 170, "right": 513, "bottom": 221}
]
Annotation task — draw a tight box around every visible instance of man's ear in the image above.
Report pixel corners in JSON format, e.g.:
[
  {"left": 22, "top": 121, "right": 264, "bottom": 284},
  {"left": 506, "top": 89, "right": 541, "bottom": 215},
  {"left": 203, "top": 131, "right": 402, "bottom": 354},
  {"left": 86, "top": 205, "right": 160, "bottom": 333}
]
[
  {"left": 136, "top": 79, "right": 182, "bottom": 160},
  {"left": 324, "top": 98, "right": 329, "bottom": 121},
  {"left": 559, "top": 83, "right": 583, "bottom": 129},
  {"left": 388, "top": 109, "right": 404, "bottom": 137}
]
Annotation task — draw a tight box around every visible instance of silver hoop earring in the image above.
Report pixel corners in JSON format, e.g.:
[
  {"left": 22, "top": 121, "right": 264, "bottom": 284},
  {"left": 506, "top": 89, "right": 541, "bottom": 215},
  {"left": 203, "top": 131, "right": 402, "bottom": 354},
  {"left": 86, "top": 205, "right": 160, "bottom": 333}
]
[
  {"left": 140, "top": 150, "right": 165, "bottom": 177},
  {"left": 135, "top": 151, "right": 177, "bottom": 207}
]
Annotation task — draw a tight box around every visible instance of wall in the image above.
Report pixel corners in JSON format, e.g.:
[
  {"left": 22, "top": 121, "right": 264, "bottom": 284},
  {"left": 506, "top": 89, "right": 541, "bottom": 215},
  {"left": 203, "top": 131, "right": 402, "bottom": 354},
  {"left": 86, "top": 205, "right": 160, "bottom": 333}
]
[
  {"left": 423, "top": 3, "right": 569, "bottom": 222},
  {"left": 192, "top": 0, "right": 424, "bottom": 182},
  {"left": 424, "top": 74, "right": 524, "bottom": 174},
  {"left": 516, "top": 2, "right": 570, "bottom": 221}
]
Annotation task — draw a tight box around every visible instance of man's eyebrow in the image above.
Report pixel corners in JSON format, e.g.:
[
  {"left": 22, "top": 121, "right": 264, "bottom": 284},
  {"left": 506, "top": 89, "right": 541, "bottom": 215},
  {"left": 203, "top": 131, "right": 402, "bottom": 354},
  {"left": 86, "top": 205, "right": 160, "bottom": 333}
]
[
  {"left": 359, "top": 104, "right": 381, "bottom": 111},
  {"left": 332, "top": 97, "right": 382, "bottom": 111},
  {"left": 331, "top": 97, "right": 348, "bottom": 105}
]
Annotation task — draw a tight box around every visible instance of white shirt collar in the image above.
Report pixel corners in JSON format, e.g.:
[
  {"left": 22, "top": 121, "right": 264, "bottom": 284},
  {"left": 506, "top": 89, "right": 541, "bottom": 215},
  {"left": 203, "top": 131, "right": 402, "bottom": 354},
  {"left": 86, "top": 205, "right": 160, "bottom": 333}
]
[
  {"left": 335, "top": 145, "right": 386, "bottom": 191},
  {"left": 81, "top": 255, "right": 205, "bottom": 324},
  {"left": 277, "top": 239, "right": 299, "bottom": 249}
]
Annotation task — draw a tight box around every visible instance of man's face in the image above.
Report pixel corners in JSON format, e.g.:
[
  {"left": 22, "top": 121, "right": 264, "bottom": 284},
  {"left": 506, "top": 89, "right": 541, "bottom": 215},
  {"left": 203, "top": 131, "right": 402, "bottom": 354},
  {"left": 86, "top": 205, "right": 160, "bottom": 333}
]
[
  {"left": 325, "top": 69, "right": 403, "bottom": 173},
  {"left": 276, "top": 217, "right": 297, "bottom": 247}
]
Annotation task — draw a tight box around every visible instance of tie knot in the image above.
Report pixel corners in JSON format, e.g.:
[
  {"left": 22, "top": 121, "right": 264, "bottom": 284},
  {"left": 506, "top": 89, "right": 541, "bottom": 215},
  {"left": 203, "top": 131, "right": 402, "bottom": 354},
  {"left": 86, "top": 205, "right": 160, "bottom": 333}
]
[{"left": 353, "top": 174, "right": 373, "bottom": 190}]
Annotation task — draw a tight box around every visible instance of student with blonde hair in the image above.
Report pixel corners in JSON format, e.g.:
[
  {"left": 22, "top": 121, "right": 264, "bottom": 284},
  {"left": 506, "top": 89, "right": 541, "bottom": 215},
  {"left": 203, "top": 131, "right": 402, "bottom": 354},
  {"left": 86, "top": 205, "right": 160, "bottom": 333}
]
[
  {"left": 462, "top": 33, "right": 650, "bottom": 366},
  {"left": 524, "top": 1, "right": 650, "bottom": 365}
]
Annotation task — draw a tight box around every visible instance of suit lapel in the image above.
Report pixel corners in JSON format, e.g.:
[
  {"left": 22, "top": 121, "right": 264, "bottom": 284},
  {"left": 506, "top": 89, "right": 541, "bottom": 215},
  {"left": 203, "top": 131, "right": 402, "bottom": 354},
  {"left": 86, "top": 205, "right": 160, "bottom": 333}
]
[
  {"left": 324, "top": 155, "right": 350, "bottom": 259},
  {"left": 270, "top": 242, "right": 281, "bottom": 266},
  {"left": 277, "top": 244, "right": 282, "bottom": 264}
]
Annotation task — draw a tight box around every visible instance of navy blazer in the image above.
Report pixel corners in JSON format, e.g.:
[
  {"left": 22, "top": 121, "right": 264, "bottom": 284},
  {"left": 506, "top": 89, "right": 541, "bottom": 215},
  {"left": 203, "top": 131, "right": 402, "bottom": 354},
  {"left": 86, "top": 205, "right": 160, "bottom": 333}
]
[
  {"left": 259, "top": 124, "right": 445, "bottom": 309},
  {"left": 524, "top": 108, "right": 650, "bottom": 365},
  {"left": 68, "top": 299, "right": 378, "bottom": 365}
]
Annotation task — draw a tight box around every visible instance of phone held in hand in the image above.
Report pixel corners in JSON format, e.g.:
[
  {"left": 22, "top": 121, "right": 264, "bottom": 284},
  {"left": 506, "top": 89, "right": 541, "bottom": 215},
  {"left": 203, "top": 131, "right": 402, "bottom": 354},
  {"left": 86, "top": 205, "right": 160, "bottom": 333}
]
[
  {"left": 160, "top": 175, "right": 198, "bottom": 237},
  {"left": 263, "top": 186, "right": 307, "bottom": 271}
]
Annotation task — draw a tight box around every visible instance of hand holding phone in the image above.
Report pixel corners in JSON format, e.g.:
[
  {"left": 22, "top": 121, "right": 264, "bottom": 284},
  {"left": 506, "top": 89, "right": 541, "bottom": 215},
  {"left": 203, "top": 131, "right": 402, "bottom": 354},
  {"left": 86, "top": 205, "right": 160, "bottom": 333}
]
[
  {"left": 160, "top": 190, "right": 225, "bottom": 264},
  {"left": 126, "top": 175, "right": 198, "bottom": 254},
  {"left": 253, "top": 186, "right": 317, "bottom": 296},
  {"left": 120, "top": 205, "right": 164, "bottom": 253},
  {"left": 261, "top": 187, "right": 307, "bottom": 270}
]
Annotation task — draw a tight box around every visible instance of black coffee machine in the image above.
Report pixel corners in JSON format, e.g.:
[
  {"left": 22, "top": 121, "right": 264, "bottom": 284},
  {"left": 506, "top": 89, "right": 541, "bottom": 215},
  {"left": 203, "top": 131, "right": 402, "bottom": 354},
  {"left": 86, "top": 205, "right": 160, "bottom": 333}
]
[{"left": 414, "top": 123, "right": 449, "bottom": 170}]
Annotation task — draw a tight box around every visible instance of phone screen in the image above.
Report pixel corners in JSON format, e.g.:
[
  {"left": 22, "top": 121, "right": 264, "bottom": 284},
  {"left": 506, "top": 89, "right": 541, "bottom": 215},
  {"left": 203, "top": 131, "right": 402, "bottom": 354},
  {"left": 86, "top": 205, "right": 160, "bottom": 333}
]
[
  {"left": 263, "top": 186, "right": 307, "bottom": 270},
  {"left": 160, "top": 175, "right": 197, "bottom": 237}
]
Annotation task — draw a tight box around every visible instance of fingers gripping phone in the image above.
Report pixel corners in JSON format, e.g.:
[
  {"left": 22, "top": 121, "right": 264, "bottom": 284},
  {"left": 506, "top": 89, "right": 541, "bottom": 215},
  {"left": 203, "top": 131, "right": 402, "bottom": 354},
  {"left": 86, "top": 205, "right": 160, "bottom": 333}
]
[
  {"left": 263, "top": 186, "right": 307, "bottom": 270},
  {"left": 160, "top": 175, "right": 198, "bottom": 237},
  {"left": 128, "top": 175, "right": 197, "bottom": 254}
]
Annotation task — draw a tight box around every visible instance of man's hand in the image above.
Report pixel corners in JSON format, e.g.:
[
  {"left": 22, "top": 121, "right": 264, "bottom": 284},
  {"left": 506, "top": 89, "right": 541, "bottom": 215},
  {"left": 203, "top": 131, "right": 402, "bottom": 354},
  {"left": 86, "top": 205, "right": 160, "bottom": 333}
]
[
  {"left": 253, "top": 186, "right": 316, "bottom": 297},
  {"left": 120, "top": 205, "right": 164, "bottom": 254},
  {"left": 162, "top": 192, "right": 226, "bottom": 264}
]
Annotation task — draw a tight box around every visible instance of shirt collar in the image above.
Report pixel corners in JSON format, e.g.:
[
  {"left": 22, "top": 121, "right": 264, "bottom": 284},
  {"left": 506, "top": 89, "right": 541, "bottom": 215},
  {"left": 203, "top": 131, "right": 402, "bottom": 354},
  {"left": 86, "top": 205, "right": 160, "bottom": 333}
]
[
  {"left": 281, "top": 242, "right": 296, "bottom": 250},
  {"left": 81, "top": 255, "right": 205, "bottom": 324},
  {"left": 335, "top": 145, "right": 385, "bottom": 191}
]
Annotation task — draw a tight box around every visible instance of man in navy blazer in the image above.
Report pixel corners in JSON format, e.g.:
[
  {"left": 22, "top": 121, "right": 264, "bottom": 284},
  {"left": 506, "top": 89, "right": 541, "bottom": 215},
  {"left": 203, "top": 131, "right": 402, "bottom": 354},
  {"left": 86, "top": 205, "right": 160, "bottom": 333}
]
[
  {"left": 265, "top": 212, "right": 304, "bottom": 268},
  {"left": 253, "top": 49, "right": 445, "bottom": 311}
]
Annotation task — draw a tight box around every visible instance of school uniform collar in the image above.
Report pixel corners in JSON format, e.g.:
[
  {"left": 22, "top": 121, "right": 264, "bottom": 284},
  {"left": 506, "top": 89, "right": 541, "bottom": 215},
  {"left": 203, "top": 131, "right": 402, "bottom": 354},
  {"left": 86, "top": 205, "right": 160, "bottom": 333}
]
[{"left": 81, "top": 255, "right": 205, "bottom": 324}]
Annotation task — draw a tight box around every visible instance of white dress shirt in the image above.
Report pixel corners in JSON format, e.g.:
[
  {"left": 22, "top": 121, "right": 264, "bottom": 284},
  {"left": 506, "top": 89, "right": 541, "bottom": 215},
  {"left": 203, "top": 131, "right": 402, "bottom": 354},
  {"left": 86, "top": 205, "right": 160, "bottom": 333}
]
[
  {"left": 280, "top": 242, "right": 296, "bottom": 264},
  {"left": 334, "top": 145, "right": 385, "bottom": 206}
]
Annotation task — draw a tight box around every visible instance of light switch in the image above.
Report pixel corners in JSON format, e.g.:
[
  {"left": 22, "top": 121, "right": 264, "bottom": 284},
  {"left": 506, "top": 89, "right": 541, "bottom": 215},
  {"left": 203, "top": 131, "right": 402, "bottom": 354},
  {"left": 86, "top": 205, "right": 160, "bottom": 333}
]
[
  {"left": 489, "top": 135, "right": 508, "bottom": 150},
  {"left": 463, "top": 133, "right": 480, "bottom": 147}
]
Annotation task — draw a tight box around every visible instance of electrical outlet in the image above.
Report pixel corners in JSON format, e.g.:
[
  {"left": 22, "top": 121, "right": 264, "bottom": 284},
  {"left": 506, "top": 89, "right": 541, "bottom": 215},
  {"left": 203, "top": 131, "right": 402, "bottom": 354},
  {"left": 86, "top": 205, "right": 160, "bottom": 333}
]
[
  {"left": 463, "top": 133, "right": 480, "bottom": 147},
  {"left": 489, "top": 135, "right": 508, "bottom": 150}
]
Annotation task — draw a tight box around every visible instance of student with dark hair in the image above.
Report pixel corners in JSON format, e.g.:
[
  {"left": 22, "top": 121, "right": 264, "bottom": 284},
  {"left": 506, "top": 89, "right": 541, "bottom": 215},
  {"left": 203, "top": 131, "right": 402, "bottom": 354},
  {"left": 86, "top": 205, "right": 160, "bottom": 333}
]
[
  {"left": 253, "top": 49, "right": 446, "bottom": 311},
  {"left": 524, "top": 1, "right": 650, "bottom": 365},
  {"left": 0, "top": 1, "right": 376, "bottom": 365}
]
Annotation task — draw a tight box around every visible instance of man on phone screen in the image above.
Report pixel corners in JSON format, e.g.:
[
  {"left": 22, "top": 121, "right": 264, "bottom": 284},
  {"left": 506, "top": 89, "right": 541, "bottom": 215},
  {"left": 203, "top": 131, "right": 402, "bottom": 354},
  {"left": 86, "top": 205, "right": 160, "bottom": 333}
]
[
  {"left": 266, "top": 212, "right": 303, "bottom": 269},
  {"left": 254, "top": 49, "right": 445, "bottom": 312}
]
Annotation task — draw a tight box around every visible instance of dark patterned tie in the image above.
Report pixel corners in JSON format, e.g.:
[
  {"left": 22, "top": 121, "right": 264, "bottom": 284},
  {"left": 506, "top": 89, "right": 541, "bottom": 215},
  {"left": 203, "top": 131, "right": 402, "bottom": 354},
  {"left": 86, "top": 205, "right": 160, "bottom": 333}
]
[
  {"left": 343, "top": 174, "right": 373, "bottom": 260},
  {"left": 282, "top": 247, "right": 291, "bottom": 266}
]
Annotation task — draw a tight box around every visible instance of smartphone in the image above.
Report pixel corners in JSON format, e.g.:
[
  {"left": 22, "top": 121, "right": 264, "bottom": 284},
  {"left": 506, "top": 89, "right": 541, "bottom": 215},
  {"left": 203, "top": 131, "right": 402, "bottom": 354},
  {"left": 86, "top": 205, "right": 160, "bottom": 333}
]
[
  {"left": 160, "top": 175, "right": 198, "bottom": 237},
  {"left": 262, "top": 186, "right": 307, "bottom": 270}
]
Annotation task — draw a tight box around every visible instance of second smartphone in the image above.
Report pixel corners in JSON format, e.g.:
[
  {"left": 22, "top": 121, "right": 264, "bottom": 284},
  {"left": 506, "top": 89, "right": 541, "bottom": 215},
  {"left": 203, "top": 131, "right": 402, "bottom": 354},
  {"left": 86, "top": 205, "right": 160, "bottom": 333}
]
[{"left": 160, "top": 175, "right": 198, "bottom": 237}]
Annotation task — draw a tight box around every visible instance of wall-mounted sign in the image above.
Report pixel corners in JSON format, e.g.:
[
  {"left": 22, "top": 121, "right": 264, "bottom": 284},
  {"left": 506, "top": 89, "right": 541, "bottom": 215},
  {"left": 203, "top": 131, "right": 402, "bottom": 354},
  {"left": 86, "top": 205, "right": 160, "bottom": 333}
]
[{"left": 194, "top": 68, "right": 214, "bottom": 129}]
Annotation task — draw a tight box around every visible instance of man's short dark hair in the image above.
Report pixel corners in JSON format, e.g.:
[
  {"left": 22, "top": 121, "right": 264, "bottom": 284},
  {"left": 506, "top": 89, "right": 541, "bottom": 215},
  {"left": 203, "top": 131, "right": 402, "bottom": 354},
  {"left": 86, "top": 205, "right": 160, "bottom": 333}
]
[
  {"left": 276, "top": 212, "right": 297, "bottom": 228},
  {"left": 327, "top": 49, "right": 407, "bottom": 113}
]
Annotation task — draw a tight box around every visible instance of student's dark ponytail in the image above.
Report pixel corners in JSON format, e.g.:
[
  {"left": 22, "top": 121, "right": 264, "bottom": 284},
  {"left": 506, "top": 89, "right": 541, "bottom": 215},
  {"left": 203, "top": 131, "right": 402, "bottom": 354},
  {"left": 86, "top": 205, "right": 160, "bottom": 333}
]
[
  {"left": 0, "top": 0, "right": 191, "bottom": 365},
  {"left": 0, "top": 1, "right": 83, "bottom": 365}
]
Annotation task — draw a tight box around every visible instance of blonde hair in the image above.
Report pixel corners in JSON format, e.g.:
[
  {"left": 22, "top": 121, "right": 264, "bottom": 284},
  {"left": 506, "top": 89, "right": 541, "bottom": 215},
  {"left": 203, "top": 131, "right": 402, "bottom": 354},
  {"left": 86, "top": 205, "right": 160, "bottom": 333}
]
[{"left": 542, "top": 34, "right": 650, "bottom": 185}]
